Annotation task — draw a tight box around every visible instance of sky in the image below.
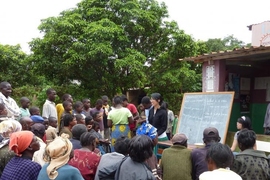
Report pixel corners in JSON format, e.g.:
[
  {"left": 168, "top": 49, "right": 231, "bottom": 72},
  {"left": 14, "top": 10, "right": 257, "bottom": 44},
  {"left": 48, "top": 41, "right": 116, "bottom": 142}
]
[{"left": 0, "top": 0, "right": 270, "bottom": 53}]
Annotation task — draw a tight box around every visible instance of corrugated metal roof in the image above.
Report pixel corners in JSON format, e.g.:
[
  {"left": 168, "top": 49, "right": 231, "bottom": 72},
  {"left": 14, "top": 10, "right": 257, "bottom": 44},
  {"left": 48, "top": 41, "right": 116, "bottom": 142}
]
[{"left": 180, "top": 46, "right": 270, "bottom": 63}]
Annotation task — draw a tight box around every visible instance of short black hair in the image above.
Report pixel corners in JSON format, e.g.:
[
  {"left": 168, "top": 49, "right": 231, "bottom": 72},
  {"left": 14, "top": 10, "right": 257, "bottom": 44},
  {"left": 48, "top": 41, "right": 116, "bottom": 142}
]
[
  {"left": 82, "top": 98, "right": 90, "bottom": 103},
  {"left": 121, "top": 95, "right": 128, "bottom": 102},
  {"left": 141, "top": 96, "right": 151, "bottom": 104},
  {"left": 92, "top": 112, "right": 100, "bottom": 119},
  {"left": 101, "top": 95, "right": 109, "bottom": 101},
  {"left": 46, "top": 88, "right": 55, "bottom": 95},
  {"left": 48, "top": 117, "right": 57, "bottom": 123},
  {"left": 73, "top": 101, "right": 83, "bottom": 109},
  {"left": 72, "top": 124, "right": 88, "bottom": 140},
  {"left": 114, "top": 136, "right": 130, "bottom": 155},
  {"left": 113, "top": 96, "right": 122, "bottom": 105},
  {"left": 95, "top": 99, "right": 103, "bottom": 105},
  {"left": 29, "top": 106, "right": 39, "bottom": 115},
  {"left": 85, "top": 116, "right": 93, "bottom": 125},
  {"left": 61, "top": 94, "right": 71, "bottom": 101},
  {"left": 63, "top": 114, "right": 74, "bottom": 126},
  {"left": 92, "top": 121, "right": 100, "bottom": 129},
  {"left": 75, "top": 114, "right": 83, "bottom": 121},
  {"left": 20, "top": 97, "right": 29, "bottom": 103},
  {"left": 237, "top": 129, "right": 256, "bottom": 150},
  {"left": 128, "top": 135, "right": 153, "bottom": 163},
  {"left": 0, "top": 82, "right": 10, "bottom": 89},
  {"left": 162, "top": 102, "right": 168, "bottom": 109},
  {"left": 80, "top": 132, "right": 96, "bottom": 147},
  {"left": 206, "top": 143, "right": 233, "bottom": 168},
  {"left": 237, "top": 116, "right": 252, "bottom": 130},
  {"left": 63, "top": 100, "right": 71, "bottom": 108}
]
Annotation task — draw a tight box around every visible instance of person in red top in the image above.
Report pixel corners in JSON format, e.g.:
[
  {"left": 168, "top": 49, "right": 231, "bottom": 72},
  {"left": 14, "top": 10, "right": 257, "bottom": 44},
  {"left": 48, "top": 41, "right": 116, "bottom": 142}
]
[
  {"left": 121, "top": 95, "right": 139, "bottom": 136},
  {"left": 69, "top": 132, "right": 101, "bottom": 180}
]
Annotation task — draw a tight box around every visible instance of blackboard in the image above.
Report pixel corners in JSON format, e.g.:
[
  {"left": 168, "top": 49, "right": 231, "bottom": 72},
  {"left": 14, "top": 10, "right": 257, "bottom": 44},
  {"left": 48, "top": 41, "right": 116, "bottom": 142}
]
[{"left": 176, "top": 92, "right": 234, "bottom": 144}]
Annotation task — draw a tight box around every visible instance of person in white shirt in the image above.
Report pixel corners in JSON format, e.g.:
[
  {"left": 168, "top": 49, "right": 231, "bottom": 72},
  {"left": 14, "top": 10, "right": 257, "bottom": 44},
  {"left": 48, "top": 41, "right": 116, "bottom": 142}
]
[
  {"left": 0, "top": 81, "right": 20, "bottom": 119},
  {"left": 199, "top": 143, "right": 242, "bottom": 180},
  {"left": 42, "top": 88, "right": 57, "bottom": 119}
]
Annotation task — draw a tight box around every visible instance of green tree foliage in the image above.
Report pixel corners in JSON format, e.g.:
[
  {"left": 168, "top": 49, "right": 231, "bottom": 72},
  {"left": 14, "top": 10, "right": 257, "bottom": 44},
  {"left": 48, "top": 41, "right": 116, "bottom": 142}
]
[
  {"left": 29, "top": 0, "right": 179, "bottom": 97},
  {"left": 205, "top": 34, "right": 246, "bottom": 53}
]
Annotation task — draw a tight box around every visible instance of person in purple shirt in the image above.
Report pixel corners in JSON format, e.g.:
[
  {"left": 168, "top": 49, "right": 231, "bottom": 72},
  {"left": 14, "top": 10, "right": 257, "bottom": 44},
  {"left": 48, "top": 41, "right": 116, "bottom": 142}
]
[
  {"left": 90, "top": 99, "right": 104, "bottom": 138},
  {"left": 191, "top": 127, "right": 221, "bottom": 180}
]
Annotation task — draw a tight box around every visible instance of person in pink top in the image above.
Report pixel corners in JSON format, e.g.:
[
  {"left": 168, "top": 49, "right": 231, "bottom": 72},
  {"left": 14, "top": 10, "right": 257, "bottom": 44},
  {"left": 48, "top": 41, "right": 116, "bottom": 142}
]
[{"left": 121, "top": 95, "right": 139, "bottom": 136}]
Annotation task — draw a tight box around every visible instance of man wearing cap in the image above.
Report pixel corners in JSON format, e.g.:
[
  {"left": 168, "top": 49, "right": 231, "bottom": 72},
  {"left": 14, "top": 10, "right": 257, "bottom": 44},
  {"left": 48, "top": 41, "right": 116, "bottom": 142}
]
[
  {"left": 160, "top": 133, "right": 192, "bottom": 180},
  {"left": 191, "top": 127, "right": 221, "bottom": 180}
]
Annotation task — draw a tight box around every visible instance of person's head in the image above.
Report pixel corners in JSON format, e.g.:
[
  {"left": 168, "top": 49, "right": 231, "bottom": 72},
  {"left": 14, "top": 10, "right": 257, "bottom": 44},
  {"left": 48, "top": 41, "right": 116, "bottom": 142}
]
[
  {"left": 203, "top": 127, "right": 221, "bottom": 145},
  {"left": 121, "top": 95, "right": 128, "bottom": 107},
  {"left": 85, "top": 116, "right": 93, "bottom": 126},
  {"left": 138, "top": 104, "right": 145, "bottom": 112},
  {"left": 95, "top": 99, "right": 103, "bottom": 110},
  {"left": 82, "top": 98, "right": 91, "bottom": 109},
  {"left": 63, "top": 114, "right": 77, "bottom": 127},
  {"left": 46, "top": 88, "right": 57, "bottom": 102},
  {"left": 61, "top": 94, "right": 73, "bottom": 103},
  {"left": 92, "top": 112, "right": 102, "bottom": 122},
  {"left": 48, "top": 117, "right": 57, "bottom": 128},
  {"left": 20, "top": 97, "right": 30, "bottom": 109},
  {"left": 31, "top": 123, "right": 45, "bottom": 139},
  {"left": 71, "top": 124, "right": 88, "bottom": 140},
  {"left": 141, "top": 96, "right": 151, "bottom": 109},
  {"left": 113, "top": 96, "right": 122, "bottom": 106},
  {"left": 9, "top": 131, "right": 40, "bottom": 157},
  {"left": 80, "top": 132, "right": 96, "bottom": 151},
  {"left": 171, "top": 133, "right": 188, "bottom": 147},
  {"left": 92, "top": 121, "right": 100, "bottom": 132},
  {"left": 101, "top": 95, "right": 109, "bottom": 106},
  {"left": 114, "top": 136, "right": 130, "bottom": 156},
  {"left": 129, "top": 135, "right": 153, "bottom": 163},
  {"left": 237, "top": 116, "right": 252, "bottom": 130},
  {"left": 43, "top": 117, "right": 49, "bottom": 130},
  {"left": 0, "top": 120, "right": 22, "bottom": 138},
  {"left": 136, "top": 123, "right": 158, "bottom": 145},
  {"left": 19, "top": 117, "right": 34, "bottom": 131},
  {"left": 0, "top": 81, "right": 12, "bottom": 98},
  {"left": 162, "top": 102, "right": 168, "bottom": 109},
  {"left": 29, "top": 106, "right": 40, "bottom": 116},
  {"left": 150, "top": 93, "right": 163, "bottom": 108},
  {"left": 0, "top": 103, "right": 7, "bottom": 116},
  {"left": 75, "top": 114, "right": 85, "bottom": 124},
  {"left": 30, "top": 115, "right": 44, "bottom": 124},
  {"left": 206, "top": 143, "right": 233, "bottom": 171},
  {"left": 237, "top": 129, "right": 256, "bottom": 151},
  {"left": 44, "top": 135, "right": 73, "bottom": 180},
  {"left": 63, "top": 100, "right": 73, "bottom": 112},
  {"left": 73, "top": 101, "right": 84, "bottom": 113}
]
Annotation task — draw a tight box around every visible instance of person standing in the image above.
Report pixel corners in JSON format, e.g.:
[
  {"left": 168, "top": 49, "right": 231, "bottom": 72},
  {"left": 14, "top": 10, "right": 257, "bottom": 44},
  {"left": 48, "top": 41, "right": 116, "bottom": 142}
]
[
  {"left": 19, "top": 97, "right": 31, "bottom": 119},
  {"left": 162, "top": 102, "right": 174, "bottom": 140},
  {"left": 56, "top": 94, "right": 73, "bottom": 129},
  {"left": 42, "top": 88, "right": 57, "bottom": 119},
  {"left": 0, "top": 81, "right": 20, "bottom": 119},
  {"left": 90, "top": 99, "right": 104, "bottom": 138},
  {"left": 191, "top": 127, "right": 221, "bottom": 180},
  {"left": 148, "top": 93, "right": 168, "bottom": 141},
  {"left": 264, "top": 103, "right": 270, "bottom": 134},
  {"left": 102, "top": 95, "right": 110, "bottom": 140}
]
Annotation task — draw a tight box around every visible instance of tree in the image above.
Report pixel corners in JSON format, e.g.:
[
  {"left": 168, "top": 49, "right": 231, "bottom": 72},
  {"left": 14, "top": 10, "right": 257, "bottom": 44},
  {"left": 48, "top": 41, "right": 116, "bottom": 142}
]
[
  {"left": 205, "top": 34, "right": 246, "bottom": 53},
  {"left": 29, "top": 0, "right": 180, "bottom": 97}
]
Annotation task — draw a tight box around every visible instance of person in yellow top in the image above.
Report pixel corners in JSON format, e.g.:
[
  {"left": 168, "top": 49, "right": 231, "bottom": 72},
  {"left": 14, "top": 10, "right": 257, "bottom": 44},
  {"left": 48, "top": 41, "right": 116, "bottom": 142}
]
[{"left": 56, "top": 94, "right": 73, "bottom": 130}]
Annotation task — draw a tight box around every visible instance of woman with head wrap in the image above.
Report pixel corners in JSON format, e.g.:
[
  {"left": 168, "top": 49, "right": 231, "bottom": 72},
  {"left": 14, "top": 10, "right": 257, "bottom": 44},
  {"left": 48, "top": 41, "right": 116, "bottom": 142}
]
[
  {"left": 69, "top": 132, "right": 101, "bottom": 180},
  {"left": 37, "top": 134, "right": 84, "bottom": 180},
  {"left": 136, "top": 122, "right": 161, "bottom": 180},
  {"left": 0, "top": 120, "right": 22, "bottom": 176},
  {"left": 1, "top": 131, "right": 41, "bottom": 180}
]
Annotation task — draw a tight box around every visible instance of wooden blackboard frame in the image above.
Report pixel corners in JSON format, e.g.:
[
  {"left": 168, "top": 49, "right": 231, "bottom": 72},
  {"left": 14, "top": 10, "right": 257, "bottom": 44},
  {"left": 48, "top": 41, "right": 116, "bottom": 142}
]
[{"left": 176, "top": 92, "right": 235, "bottom": 144}]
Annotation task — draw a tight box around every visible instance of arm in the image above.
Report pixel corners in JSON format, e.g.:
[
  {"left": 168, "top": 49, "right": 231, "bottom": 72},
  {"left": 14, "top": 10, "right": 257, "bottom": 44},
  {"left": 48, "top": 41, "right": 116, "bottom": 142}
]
[
  {"left": 107, "top": 119, "right": 112, "bottom": 128},
  {"left": 128, "top": 116, "right": 134, "bottom": 124},
  {"left": 230, "top": 139, "right": 238, "bottom": 151},
  {"left": 157, "top": 110, "right": 168, "bottom": 136}
]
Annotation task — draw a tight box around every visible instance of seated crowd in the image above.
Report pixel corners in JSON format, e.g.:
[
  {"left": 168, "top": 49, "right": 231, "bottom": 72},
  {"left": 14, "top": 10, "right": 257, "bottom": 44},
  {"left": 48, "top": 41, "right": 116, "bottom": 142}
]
[{"left": 0, "top": 82, "right": 269, "bottom": 180}]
